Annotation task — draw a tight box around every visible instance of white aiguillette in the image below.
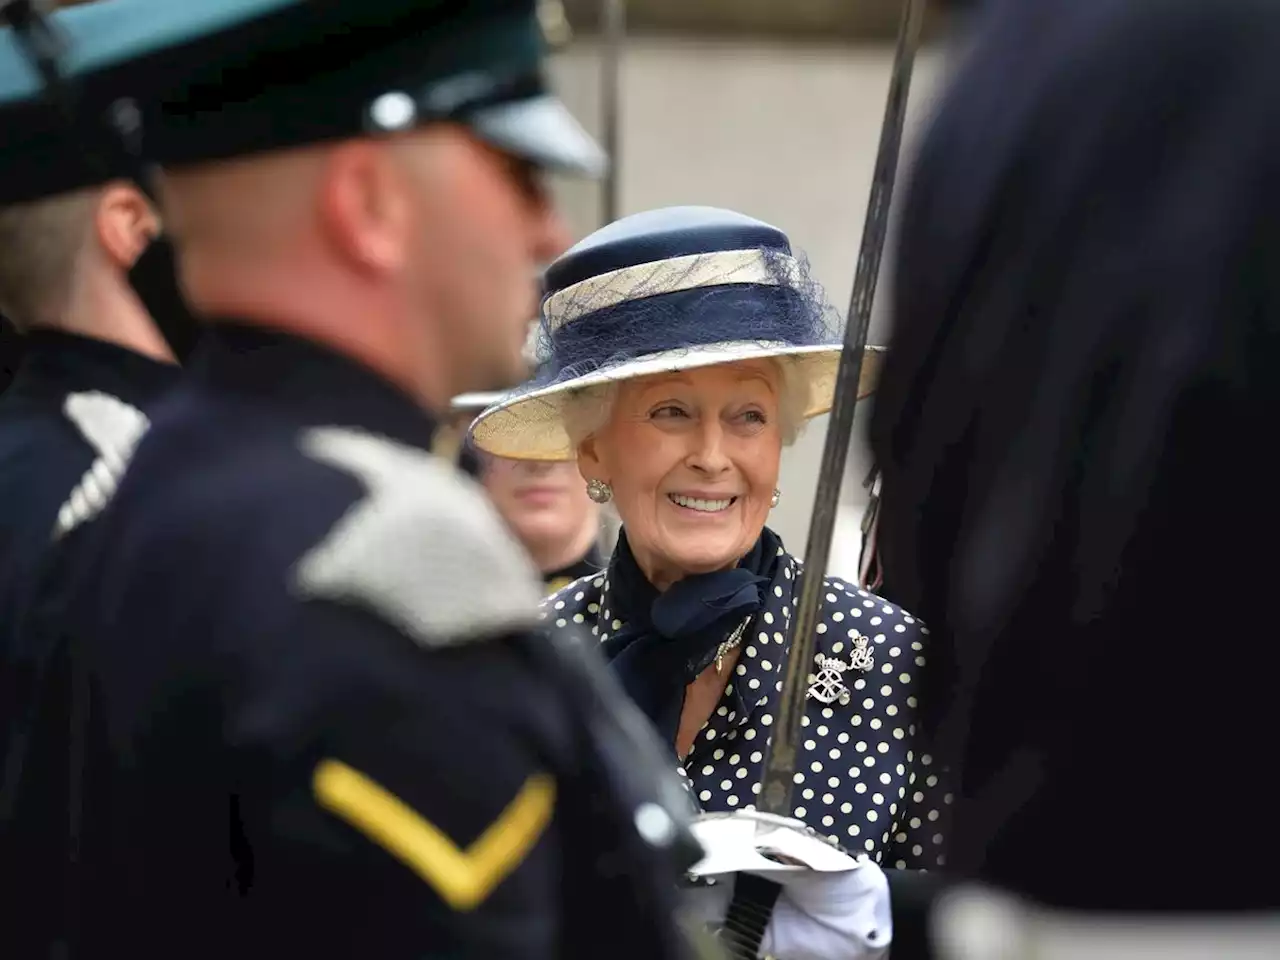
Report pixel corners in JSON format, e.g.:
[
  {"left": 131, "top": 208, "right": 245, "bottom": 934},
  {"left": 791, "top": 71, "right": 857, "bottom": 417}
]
[{"left": 687, "top": 810, "right": 866, "bottom": 881}]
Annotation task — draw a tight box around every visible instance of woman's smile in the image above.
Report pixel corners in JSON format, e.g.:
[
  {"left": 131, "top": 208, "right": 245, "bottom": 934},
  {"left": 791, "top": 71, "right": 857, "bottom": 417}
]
[{"left": 666, "top": 492, "right": 739, "bottom": 515}]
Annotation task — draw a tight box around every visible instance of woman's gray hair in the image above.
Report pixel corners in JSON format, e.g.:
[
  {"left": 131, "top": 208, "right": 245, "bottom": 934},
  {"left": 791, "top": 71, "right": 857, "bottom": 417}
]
[{"left": 561, "top": 358, "right": 810, "bottom": 452}]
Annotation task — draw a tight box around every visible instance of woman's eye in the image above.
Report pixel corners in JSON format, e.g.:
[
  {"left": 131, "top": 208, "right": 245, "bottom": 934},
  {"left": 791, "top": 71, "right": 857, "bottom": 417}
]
[
  {"left": 651, "top": 405, "right": 689, "bottom": 419},
  {"left": 740, "top": 410, "right": 767, "bottom": 425}
]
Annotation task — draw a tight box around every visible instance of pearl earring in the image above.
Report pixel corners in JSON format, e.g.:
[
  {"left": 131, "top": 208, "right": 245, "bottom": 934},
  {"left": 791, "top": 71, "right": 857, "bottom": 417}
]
[
  {"left": 586, "top": 479, "right": 613, "bottom": 504},
  {"left": 771, "top": 489, "right": 781, "bottom": 508}
]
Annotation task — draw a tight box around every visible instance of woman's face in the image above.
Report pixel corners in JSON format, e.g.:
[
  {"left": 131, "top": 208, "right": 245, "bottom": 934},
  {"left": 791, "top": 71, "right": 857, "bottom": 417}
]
[
  {"left": 482, "top": 456, "right": 597, "bottom": 568},
  {"left": 579, "top": 360, "right": 783, "bottom": 586}
]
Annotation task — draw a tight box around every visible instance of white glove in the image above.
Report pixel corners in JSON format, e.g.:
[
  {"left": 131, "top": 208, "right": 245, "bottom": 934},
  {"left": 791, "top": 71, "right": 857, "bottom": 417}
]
[
  {"left": 761, "top": 861, "right": 892, "bottom": 960},
  {"left": 684, "top": 810, "right": 893, "bottom": 960}
]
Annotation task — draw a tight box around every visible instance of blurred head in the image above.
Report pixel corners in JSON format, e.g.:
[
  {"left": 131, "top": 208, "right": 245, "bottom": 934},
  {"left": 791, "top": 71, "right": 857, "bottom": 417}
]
[
  {"left": 480, "top": 454, "right": 600, "bottom": 574},
  {"left": 573, "top": 359, "right": 804, "bottom": 589},
  {"left": 162, "top": 125, "right": 570, "bottom": 408},
  {"left": 0, "top": 181, "right": 170, "bottom": 359}
]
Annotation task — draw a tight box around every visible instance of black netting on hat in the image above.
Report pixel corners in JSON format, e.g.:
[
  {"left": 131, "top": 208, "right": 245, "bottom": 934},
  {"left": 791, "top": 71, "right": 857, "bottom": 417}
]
[{"left": 528, "top": 246, "right": 842, "bottom": 388}]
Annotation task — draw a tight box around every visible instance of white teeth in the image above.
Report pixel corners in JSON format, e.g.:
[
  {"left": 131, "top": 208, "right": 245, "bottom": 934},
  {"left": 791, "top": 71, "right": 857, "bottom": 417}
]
[{"left": 669, "top": 494, "right": 734, "bottom": 513}]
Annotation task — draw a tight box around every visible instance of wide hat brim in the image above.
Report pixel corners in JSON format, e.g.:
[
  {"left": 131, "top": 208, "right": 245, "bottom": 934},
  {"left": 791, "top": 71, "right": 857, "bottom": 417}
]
[
  {"left": 450, "top": 391, "right": 506, "bottom": 414},
  {"left": 470, "top": 341, "right": 885, "bottom": 461}
]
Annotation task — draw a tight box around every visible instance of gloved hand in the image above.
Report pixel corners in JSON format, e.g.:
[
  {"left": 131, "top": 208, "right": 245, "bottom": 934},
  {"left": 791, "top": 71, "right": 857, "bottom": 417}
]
[
  {"left": 760, "top": 860, "right": 892, "bottom": 960},
  {"left": 679, "top": 862, "right": 892, "bottom": 959},
  {"left": 684, "top": 810, "right": 893, "bottom": 959}
]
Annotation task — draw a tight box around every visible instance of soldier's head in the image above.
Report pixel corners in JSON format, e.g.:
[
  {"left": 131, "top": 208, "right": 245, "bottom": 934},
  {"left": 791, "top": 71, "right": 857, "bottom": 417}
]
[
  {"left": 0, "top": 182, "right": 168, "bottom": 353},
  {"left": 0, "top": 7, "right": 177, "bottom": 361},
  {"left": 94, "top": 0, "right": 608, "bottom": 411}
]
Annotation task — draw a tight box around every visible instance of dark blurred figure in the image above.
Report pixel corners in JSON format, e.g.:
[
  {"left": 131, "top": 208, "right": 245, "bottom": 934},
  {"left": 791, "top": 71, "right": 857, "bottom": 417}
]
[{"left": 872, "top": 0, "right": 1280, "bottom": 920}]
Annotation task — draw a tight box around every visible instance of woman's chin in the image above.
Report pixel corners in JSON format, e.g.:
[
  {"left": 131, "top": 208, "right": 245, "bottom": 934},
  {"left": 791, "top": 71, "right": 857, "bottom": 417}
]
[{"left": 660, "top": 538, "right": 747, "bottom": 576}]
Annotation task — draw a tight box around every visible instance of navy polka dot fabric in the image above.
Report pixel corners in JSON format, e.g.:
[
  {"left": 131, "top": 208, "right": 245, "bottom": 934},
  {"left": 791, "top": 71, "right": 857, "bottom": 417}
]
[{"left": 542, "top": 543, "right": 950, "bottom": 869}]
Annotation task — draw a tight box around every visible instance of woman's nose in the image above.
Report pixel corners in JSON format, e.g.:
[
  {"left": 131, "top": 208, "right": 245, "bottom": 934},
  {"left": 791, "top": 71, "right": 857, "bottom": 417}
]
[
  {"left": 687, "top": 420, "right": 731, "bottom": 475},
  {"left": 515, "top": 458, "right": 555, "bottom": 477}
]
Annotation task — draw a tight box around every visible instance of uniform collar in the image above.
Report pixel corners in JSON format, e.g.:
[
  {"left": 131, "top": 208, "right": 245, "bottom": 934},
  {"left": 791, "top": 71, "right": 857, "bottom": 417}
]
[
  {"left": 4, "top": 328, "right": 180, "bottom": 406},
  {"left": 191, "top": 323, "right": 440, "bottom": 451}
]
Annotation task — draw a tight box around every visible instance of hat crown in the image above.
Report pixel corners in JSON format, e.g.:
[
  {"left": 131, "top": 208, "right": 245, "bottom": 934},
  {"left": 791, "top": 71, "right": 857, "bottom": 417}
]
[
  {"left": 546, "top": 205, "right": 792, "bottom": 293},
  {"left": 469, "top": 207, "right": 855, "bottom": 461}
]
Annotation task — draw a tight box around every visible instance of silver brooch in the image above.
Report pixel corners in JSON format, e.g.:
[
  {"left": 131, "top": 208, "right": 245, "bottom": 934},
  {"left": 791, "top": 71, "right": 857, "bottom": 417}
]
[
  {"left": 849, "top": 631, "right": 875, "bottom": 672},
  {"left": 807, "top": 654, "right": 852, "bottom": 706}
]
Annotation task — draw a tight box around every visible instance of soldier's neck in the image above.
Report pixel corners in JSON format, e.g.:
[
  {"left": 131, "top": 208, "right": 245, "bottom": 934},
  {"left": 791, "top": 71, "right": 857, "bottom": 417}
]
[{"left": 52, "top": 276, "right": 176, "bottom": 366}]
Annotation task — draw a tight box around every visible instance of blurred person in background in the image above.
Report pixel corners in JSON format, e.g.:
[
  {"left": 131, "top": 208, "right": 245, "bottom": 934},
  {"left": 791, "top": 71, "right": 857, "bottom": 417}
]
[
  {"left": 871, "top": 0, "right": 1280, "bottom": 953},
  {"left": 0, "top": 80, "right": 188, "bottom": 610},
  {"left": 474, "top": 206, "right": 946, "bottom": 960},
  {"left": 452, "top": 389, "right": 605, "bottom": 593},
  {"left": 0, "top": 16, "right": 197, "bottom": 950}
]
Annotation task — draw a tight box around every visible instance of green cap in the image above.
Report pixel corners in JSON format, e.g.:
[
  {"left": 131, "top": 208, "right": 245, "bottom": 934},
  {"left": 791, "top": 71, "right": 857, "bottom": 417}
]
[{"left": 0, "top": 0, "right": 604, "bottom": 204}]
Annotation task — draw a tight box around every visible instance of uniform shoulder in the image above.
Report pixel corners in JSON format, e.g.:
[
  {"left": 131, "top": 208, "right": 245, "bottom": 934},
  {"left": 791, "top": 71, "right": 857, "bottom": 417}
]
[
  {"left": 54, "top": 390, "right": 151, "bottom": 537},
  {"left": 293, "top": 425, "right": 544, "bottom": 649}
]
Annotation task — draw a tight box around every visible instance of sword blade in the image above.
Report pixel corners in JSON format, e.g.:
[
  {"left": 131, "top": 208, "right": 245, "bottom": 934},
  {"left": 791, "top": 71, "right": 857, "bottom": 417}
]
[{"left": 757, "top": 0, "right": 927, "bottom": 818}]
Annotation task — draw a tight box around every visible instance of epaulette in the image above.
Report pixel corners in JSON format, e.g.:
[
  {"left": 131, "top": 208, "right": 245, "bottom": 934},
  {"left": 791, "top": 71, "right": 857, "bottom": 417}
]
[
  {"left": 293, "top": 426, "right": 543, "bottom": 647},
  {"left": 54, "top": 390, "right": 150, "bottom": 539}
]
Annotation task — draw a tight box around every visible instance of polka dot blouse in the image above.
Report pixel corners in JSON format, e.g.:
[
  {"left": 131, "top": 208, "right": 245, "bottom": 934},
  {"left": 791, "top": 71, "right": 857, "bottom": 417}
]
[{"left": 540, "top": 545, "right": 950, "bottom": 870}]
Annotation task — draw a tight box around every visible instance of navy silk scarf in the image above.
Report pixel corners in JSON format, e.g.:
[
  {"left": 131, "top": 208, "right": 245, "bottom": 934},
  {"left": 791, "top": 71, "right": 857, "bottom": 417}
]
[{"left": 601, "top": 528, "right": 782, "bottom": 746}]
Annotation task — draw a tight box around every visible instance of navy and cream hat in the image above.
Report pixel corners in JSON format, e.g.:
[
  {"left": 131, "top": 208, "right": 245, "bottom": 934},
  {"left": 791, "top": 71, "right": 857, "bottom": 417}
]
[
  {"left": 470, "top": 206, "right": 885, "bottom": 460},
  {"left": 5, "top": 0, "right": 604, "bottom": 181}
]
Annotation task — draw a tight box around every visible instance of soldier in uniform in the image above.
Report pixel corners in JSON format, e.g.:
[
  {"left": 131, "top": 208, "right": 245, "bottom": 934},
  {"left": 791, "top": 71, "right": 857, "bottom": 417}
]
[
  {"left": 0, "top": 19, "right": 193, "bottom": 934},
  {"left": 0, "top": 17, "right": 188, "bottom": 635},
  {"left": 5, "top": 1, "right": 701, "bottom": 957}
]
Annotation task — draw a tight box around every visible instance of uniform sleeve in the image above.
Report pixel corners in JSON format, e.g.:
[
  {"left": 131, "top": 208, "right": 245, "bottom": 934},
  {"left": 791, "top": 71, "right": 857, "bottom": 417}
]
[{"left": 253, "top": 601, "right": 573, "bottom": 960}]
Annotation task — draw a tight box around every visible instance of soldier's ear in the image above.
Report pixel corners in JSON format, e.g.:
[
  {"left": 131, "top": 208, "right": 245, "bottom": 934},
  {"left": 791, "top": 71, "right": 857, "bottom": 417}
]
[
  {"left": 319, "top": 140, "right": 410, "bottom": 278},
  {"left": 95, "top": 181, "right": 159, "bottom": 270}
]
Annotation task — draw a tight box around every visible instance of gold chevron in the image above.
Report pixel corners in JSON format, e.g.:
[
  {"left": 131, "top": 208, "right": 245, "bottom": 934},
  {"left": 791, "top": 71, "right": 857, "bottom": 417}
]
[{"left": 313, "top": 758, "right": 556, "bottom": 911}]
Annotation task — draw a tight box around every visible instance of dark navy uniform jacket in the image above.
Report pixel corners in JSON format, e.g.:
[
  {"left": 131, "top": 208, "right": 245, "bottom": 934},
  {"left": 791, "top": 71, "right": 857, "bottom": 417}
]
[
  {"left": 0, "top": 329, "right": 177, "bottom": 628},
  {"left": 0, "top": 329, "right": 178, "bottom": 952},
  {"left": 12, "top": 324, "right": 694, "bottom": 960}
]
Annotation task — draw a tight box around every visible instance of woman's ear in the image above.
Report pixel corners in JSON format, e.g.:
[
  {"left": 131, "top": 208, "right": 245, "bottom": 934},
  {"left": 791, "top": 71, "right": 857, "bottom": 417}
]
[{"left": 576, "top": 434, "right": 604, "bottom": 482}]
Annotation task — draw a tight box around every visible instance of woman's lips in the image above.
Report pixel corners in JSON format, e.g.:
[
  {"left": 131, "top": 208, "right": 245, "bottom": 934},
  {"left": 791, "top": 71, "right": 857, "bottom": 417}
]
[
  {"left": 515, "top": 485, "right": 564, "bottom": 504},
  {"left": 667, "top": 493, "right": 738, "bottom": 514}
]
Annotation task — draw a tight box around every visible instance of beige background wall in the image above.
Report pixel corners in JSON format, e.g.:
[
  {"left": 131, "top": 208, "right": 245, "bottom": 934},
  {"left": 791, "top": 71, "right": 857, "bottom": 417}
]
[{"left": 546, "top": 37, "right": 956, "bottom": 577}]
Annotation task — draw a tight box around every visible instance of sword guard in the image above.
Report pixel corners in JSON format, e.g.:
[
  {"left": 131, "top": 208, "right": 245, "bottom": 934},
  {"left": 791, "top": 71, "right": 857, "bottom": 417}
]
[{"left": 686, "top": 809, "right": 865, "bottom": 882}]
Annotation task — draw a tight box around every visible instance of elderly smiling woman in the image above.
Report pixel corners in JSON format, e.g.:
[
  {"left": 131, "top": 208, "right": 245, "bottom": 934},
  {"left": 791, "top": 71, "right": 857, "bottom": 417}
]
[{"left": 471, "top": 207, "right": 949, "bottom": 877}]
